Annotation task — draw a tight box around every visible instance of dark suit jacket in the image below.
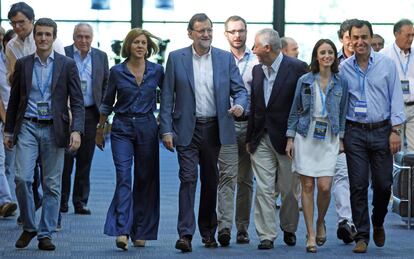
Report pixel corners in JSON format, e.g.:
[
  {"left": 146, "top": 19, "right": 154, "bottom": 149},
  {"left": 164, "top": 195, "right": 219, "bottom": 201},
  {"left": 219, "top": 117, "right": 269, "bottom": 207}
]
[
  {"left": 5, "top": 51, "right": 85, "bottom": 148},
  {"left": 64, "top": 45, "right": 109, "bottom": 110},
  {"left": 246, "top": 55, "right": 307, "bottom": 154}
]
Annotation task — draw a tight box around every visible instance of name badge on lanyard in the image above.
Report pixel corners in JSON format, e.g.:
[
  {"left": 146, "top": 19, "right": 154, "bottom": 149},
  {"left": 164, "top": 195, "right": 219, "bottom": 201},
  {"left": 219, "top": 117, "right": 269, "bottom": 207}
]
[
  {"left": 313, "top": 121, "right": 328, "bottom": 140},
  {"left": 401, "top": 80, "right": 410, "bottom": 95},
  {"left": 37, "top": 101, "right": 51, "bottom": 120},
  {"left": 354, "top": 100, "right": 367, "bottom": 118}
]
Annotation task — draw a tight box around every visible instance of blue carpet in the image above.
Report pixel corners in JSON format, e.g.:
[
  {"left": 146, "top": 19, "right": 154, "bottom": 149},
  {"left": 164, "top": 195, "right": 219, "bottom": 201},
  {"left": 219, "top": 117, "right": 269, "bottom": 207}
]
[{"left": 1, "top": 143, "right": 413, "bottom": 258}]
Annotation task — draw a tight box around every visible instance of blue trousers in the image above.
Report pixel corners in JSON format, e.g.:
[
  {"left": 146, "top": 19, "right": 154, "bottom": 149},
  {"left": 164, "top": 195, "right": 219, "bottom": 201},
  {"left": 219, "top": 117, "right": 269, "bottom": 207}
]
[
  {"left": 344, "top": 122, "right": 393, "bottom": 244},
  {"left": 104, "top": 113, "right": 160, "bottom": 240}
]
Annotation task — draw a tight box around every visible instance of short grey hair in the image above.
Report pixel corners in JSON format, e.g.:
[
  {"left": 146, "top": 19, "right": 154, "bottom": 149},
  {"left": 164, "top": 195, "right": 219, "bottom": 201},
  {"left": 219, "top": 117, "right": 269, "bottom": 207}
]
[
  {"left": 73, "top": 22, "right": 93, "bottom": 40},
  {"left": 256, "top": 28, "right": 281, "bottom": 51}
]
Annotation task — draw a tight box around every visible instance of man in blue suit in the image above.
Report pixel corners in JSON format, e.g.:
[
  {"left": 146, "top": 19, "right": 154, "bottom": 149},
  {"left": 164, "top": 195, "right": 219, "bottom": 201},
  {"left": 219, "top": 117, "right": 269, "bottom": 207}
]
[
  {"left": 60, "top": 23, "right": 109, "bottom": 215},
  {"left": 159, "top": 13, "right": 247, "bottom": 253}
]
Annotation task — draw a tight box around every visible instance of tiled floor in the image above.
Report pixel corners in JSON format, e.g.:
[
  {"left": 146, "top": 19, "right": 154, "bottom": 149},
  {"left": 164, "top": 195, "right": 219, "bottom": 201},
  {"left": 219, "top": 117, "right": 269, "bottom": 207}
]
[{"left": 1, "top": 143, "right": 413, "bottom": 258}]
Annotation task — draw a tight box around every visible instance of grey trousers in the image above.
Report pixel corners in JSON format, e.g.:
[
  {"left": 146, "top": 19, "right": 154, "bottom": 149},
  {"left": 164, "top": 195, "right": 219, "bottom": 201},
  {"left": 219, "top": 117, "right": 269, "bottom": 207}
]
[
  {"left": 217, "top": 121, "right": 253, "bottom": 233},
  {"left": 251, "top": 134, "right": 300, "bottom": 241}
]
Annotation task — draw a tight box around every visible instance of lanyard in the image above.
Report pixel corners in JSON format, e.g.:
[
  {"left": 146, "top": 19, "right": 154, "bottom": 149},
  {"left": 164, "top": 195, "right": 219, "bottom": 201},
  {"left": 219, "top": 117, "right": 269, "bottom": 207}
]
[
  {"left": 316, "top": 74, "right": 331, "bottom": 116},
  {"left": 76, "top": 53, "right": 91, "bottom": 79},
  {"left": 34, "top": 63, "right": 53, "bottom": 99},
  {"left": 393, "top": 44, "right": 411, "bottom": 79},
  {"left": 240, "top": 52, "right": 251, "bottom": 77},
  {"left": 353, "top": 62, "right": 366, "bottom": 99}
]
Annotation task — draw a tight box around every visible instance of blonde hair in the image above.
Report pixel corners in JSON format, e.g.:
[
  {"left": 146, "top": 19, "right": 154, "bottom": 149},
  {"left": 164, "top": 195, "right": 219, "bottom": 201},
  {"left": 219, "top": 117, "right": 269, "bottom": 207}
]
[{"left": 121, "top": 28, "right": 160, "bottom": 59}]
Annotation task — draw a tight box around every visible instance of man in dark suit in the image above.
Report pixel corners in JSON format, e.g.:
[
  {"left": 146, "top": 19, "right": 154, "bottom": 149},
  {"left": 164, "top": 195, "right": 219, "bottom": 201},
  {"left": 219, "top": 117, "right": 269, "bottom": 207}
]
[
  {"left": 159, "top": 13, "right": 247, "bottom": 253},
  {"left": 4, "top": 18, "right": 84, "bottom": 251},
  {"left": 246, "top": 28, "right": 307, "bottom": 250},
  {"left": 60, "top": 23, "right": 108, "bottom": 215}
]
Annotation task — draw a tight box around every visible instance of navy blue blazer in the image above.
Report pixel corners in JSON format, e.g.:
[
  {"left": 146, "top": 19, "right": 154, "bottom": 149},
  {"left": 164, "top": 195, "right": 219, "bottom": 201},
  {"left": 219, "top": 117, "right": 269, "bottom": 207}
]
[
  {"left": 64, "top": 45, "right": 109, "bottom": 110},
  {"left": 246, "top": 55, "right": 308, "bottom": 154},
  {"left": 159, "top": 46, "right": 248, "bottom": 146},
  {"left": 5, "top": 51, "right": 85, "bottom": 148}
]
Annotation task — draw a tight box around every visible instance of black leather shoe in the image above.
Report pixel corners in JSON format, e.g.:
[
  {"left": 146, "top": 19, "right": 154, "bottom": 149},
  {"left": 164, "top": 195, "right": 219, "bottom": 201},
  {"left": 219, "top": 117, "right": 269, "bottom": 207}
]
[
  {"left": 74, "top": 206, "right": 91, "bottom": 215},
  {"left": 202, "top": 236, "right": 218, "bottom": 248},
  {"left": 236, "top": 231, "right": 250, "bottom": 244},
  {"left": 38, "top": 238, "right": 56, "bottom": 251},
  {"left": 258, "top": 239, "right": 274, "bottom": 249},
  {"left": 218, "top": 228, "right": 231, "bottom": 247},
  {"left": 60, "top": 202, "right": 68, "bottom": 213},
  {"left": 15, "top": 231, "right": 37, "bottom": 248},
  {"left": 283, "top": 231, "right": 296, "bottom": 246},
  {"left": 337, "top": 219, "right": 354, "bottom": 244},
  {"left": 175, "top": 235, "right": 192, "bottom": 252}
]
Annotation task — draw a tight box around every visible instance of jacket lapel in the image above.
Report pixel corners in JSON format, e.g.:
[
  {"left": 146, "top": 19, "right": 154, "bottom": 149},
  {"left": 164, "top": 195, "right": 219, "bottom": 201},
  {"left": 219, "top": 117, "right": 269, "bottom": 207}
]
[
  {"left": 25, "top": 55, "right": 35, "bottom": 95},
  {"left": 51, "top": 52, "right": 62, "bottom": 94},
  {"left": 267, "top": 57, "right": 289, "bottom": 107},
  {"left": 181, "top": 46, "right": 195, "bottom": 94},
  {"left": 91, "top": 48, "right": 99, "bottom": 102}
]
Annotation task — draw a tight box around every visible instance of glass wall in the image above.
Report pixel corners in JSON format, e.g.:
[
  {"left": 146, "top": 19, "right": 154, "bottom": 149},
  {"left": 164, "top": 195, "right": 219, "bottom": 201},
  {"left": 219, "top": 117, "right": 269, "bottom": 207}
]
[
  {"left": 285, "top": 0, "right": 414, "bottom": 63},
  {"left": 1, "top": 0, "right": 131, "bottom": 66}
]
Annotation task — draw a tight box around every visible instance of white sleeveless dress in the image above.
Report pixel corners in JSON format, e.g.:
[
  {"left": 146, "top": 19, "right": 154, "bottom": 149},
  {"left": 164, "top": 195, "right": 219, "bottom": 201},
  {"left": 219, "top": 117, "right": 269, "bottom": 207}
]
[{"left": 292, "top": 82, "right": 339, "bottom": 177}]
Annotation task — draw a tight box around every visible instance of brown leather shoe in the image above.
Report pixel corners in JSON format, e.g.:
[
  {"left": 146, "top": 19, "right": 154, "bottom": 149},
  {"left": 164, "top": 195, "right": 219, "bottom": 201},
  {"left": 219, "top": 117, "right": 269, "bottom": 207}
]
[
  {"left": 373, "top": 226, "right": 385, "bottom": 247},
  {"left": 353, "top": 240, "right": 368, "bottom": 253},
  {"left": 175, "top": 235, "right": 192, "bottom": 252},
  {"left": 15, "top": 231, "right": 37, "bottom": 248}
]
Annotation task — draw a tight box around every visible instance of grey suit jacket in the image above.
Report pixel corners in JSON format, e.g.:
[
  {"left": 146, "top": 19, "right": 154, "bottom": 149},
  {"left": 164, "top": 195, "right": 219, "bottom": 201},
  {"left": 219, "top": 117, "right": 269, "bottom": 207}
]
[
  {"left": 64, "top": 45, "right": 109, "bottom": 110},
  {"left": 5, "top": 51, "right": 85, "bottom": 148},
  {"left": 159, "top": 46, "right": 248, "bottom": 146}
]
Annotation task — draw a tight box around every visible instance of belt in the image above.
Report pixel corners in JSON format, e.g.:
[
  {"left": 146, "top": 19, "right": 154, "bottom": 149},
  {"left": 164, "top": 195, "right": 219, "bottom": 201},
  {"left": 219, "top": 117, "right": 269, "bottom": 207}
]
[
  {"left": 116, "top": 113, "right": 151, "bottom": 119},
  {"left": 405, "top": 101, "right": 414, "bottom": 106},
  {"left": 24, "top": 117, "right": 53, "bottom": 124},
  {"left": 196, "top": 116, "right": 217, "bottom": 123},
  {"left": 85, "top": 105, "right": 96, "bottom": 109},
  {"left": 346, "top": 119, "right": 389, "bottom": 130},
  {"left": 234, "top": 114, "right": 249, "bottom": 122}
]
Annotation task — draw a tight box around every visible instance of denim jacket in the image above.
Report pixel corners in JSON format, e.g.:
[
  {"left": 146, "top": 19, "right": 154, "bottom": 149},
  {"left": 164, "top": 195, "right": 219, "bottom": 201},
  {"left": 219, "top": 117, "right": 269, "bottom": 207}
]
[{"left": 286, "top": 72, "right": 348, "bottom": 139}]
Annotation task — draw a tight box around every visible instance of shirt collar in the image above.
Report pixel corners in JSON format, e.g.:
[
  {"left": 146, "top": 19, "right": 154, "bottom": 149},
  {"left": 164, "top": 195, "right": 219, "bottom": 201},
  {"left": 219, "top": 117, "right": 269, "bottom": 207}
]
[
  {"left": 16, "top": 30, "right": 34, "bottom": 45},
  {"left": 262, "top": 52, "right": 283, "bottom": 73},
  {"left": 34, "top": 50, "right": 55, "bottom": 65},
  {"left": 74, "top": 45, "right": 92, "bottom": 57},
  {"left": 351, "top": 50, "right": 374, "bottom": 70},
  {"left": 394, "top": 42, "right": 412, "bottom": 56},
  {"left": 192, "top": 45, "right": 211, "bottom": 58}
]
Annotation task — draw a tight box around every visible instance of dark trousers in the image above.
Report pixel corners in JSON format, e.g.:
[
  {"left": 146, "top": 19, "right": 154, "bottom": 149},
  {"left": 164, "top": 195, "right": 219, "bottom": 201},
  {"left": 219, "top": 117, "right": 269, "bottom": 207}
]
[
  {"left": 61, "top": 107, "right": 99, "bottom": 209},
  {"left": 104, "top": 113, "right": 160, "bottom": 240},
  {"left": 344, "top": 122, "right": 393, "bottom": 244},
  {"left": 176, "top": 119, "right": 221, "bottom": 239}
]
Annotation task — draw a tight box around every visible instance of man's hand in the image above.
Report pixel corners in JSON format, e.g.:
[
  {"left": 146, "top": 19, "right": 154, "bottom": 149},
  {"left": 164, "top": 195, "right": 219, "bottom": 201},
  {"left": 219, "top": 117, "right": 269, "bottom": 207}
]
[
  {"left": 285, "top": 138, "right": 294, "bottom": 160},
  {"left": 95, "top": 128, "right": 105, "bottom": 151},
  {"left": 228, "top": 105, "right": 244, "bottom": 117},
  {"left": 4, "top": 134, "right": 13, "bottom": 150},
  {"left": 339, "top": 139, "right": 345, "bottom": 153},
  {"left": 68, "top": 131, "right": 81, "bottom": 152},
  {"left": 162, "top": 134, "right": 174, "bottom": 152},
  {"left": 389, "top": 131, "right": 401, "bottom": 154},
  {"left": 246, "top": 142, "right": 251, "bottom": 154}
]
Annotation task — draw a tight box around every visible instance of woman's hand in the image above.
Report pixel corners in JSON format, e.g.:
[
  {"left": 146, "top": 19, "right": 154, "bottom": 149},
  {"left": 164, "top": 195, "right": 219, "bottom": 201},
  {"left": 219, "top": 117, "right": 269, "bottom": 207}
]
[
  {"left": 285, "top": 138, "right": 294, "bottom": 160},
  {"left": 339, "top": 139, "right": 345, "bottom": 154}
]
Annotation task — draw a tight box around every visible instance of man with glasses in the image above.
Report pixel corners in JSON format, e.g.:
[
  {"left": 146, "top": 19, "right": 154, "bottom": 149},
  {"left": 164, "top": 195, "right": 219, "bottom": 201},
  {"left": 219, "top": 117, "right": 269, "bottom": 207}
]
[
  {"left": 216, "top": 15, "right": 258, "bottom": 246},
  {"left": 160, "top": 13, "right": 247, "bottom": 253}
]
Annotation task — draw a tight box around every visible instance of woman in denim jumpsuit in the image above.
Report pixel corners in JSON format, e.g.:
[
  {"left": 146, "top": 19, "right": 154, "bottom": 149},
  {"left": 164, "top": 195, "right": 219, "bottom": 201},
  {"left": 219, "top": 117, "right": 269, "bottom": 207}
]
[
  {"left": 96, "top": 28, "right": 164, "bottom": 250},
  {"left": 285, "top": 39, "right": 347, "bottom": 253}
]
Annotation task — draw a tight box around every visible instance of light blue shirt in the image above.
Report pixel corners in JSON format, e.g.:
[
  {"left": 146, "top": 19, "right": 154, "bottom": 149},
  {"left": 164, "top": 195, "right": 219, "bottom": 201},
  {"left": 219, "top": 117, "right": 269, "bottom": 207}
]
[
  {"left": 262, "top": 53, "right": 283, "bottom": 106},
  {"left": 24, "top": 51, "right": 54, "bottom": 119},
  {"left": 340, "top": 51, "right": 406, "bottom": 126},
  {"left": 73, "top": 46, "right": 93, "bottom": 107}
]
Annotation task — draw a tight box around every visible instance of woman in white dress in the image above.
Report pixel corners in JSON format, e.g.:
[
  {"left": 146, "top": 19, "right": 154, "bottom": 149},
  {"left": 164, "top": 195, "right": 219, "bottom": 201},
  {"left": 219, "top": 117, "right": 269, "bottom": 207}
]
[{"left": 285, "top": 39, "right": 347, "bottom": 253}]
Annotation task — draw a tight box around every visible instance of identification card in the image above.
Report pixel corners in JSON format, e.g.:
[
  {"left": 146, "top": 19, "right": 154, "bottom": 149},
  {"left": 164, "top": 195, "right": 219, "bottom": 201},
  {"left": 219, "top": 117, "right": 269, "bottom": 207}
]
[
  {"left": 37, "top": 102, "right": 51, "bottom": 120},
  {"left": 354, "top": 100, "right": 367, "bottom": 118},
  {"left": 401, "top": 80, "right": 410, "bottom": 95},
  {"left": 313, "top": 121, "right": 328, "bottom": 140},
  {"left": 81, "top": 80, "right": 87, "bottom": 94}
]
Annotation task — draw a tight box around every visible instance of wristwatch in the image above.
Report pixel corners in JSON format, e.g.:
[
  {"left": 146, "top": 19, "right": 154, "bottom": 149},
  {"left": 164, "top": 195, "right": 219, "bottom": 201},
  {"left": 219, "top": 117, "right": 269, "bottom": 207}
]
[
  {"left": 391, "top": 128, "right": 402, "bottom": 136},
  {"left": 96, "top": 123, "right": 105, "bottom": 129}
]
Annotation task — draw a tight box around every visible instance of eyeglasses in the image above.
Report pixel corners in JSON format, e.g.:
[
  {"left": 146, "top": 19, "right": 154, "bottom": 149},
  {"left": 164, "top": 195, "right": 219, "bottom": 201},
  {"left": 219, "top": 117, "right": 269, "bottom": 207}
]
[
  {"left": 192, "top": 28, "right": 213, "bottom": 35},
  {"left": 226, "top": 29, "right": 246, "bottom": 35},
  {"left": 9, "top": 18, "right": 29, "bottom": 27}
]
